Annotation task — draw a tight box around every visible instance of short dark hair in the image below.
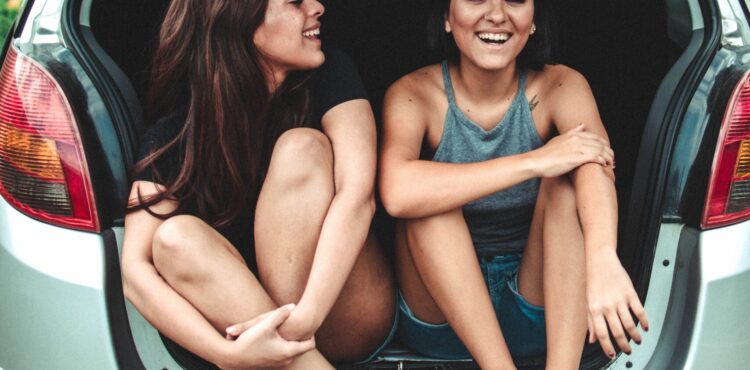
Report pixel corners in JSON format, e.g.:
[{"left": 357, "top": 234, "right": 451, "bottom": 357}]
[{"left": 427, "top": 0, "right": 552, "bottom": 71}]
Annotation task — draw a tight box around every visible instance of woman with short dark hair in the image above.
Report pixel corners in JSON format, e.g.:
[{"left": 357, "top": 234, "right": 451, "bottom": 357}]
[
  {"left": 121, "top": 1, "right": 396, "bottom": 368},
  {"left": 380, "top": 0, "right": 648, "bottom": 368}
]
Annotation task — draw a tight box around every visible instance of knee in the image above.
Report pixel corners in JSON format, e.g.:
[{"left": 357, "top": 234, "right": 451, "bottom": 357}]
[
  {"left": 152, "top": 215, "right": 206, "bottom": 278},
  {"left": 268, "top": 128, "right": 333, "bottom": 186}
]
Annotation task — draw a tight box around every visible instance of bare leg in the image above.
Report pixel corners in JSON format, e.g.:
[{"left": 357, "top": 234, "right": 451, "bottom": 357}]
[
  {"left": 152, "top": 215, "right": 332, "bottom": 369},
  {"left": 517, "top": 176, "right": 588, "bottom": 370},
  {"left": 396, "top": 209, "right": 516, "bottom": 370},
  {"left": 255, "top": 128, "right": 396, "bottom": 362}
]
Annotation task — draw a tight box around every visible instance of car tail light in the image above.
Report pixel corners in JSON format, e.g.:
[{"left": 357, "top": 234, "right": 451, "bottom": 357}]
[
  {"left": 702, "top": 70, "right": 750, "bottom": 228},
  {"left": 0, "top": 46, "right": 99, "bottom": 232}
]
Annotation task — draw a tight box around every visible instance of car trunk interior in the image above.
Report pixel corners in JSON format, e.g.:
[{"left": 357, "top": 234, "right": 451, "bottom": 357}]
[{"left": 87, "top": 0, "right": 683, "bottom": 368}]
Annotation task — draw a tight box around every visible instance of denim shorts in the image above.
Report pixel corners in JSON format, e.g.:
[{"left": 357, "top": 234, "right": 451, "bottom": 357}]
[{"left": 397, "top": 253, "right": 546, "bottom": 360}]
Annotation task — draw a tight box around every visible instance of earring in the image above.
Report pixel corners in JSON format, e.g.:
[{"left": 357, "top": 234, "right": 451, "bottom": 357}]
[
  {"left": 531, "top": 24, "right": 537, "bottom": 35},
  {"left": 445, "top": 20, "right": 451, "bottom": 33}
]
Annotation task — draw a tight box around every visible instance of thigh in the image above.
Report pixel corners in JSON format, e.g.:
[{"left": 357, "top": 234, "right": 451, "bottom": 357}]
[
  {"left": 394, "top": 220, "right": 446, "bottom": 324},
  {"left": 315, "top": 231, "right": 397, "bottom": 361},
  {"left": 516, "top": 179, "right": 549, "bottom": 308},
  {"left": 152, "top": 215, "right": 276, "bottom": 331}
]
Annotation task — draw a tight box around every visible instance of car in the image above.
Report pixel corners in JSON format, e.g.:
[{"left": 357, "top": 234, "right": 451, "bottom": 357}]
[{"left": 1, "top": 0, "right": 749, "bottom": 369}]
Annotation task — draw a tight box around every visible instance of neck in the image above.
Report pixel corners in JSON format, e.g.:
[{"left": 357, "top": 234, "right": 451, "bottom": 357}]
[
  {"left": 453, "top": 58, "right": 518, "bottom": 104},
  {"left": 263, "top": 63, "right": 288, "bottom": 96}
]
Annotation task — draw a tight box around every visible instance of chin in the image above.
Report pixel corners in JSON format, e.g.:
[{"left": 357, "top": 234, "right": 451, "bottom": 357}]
[{"left": 465, "top": 55, "right": 515, "bottom": 71}]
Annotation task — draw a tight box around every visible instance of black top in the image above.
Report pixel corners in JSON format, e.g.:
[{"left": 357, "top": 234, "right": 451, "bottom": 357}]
[{"left": 133, "top": 46, "right": 367, "bottom": 272}]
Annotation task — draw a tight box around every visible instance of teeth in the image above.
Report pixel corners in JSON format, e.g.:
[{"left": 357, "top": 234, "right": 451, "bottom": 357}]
[
  {"left": 477, "top": 33, "right": 510, "bottom": 42},
  {"left": 303, "top": 28, "right": 320, "bottom": 38}
]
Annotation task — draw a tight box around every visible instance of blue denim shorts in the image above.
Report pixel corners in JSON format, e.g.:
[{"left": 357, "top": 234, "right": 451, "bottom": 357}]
[{"left": 397, "top": 254, "right": 546, "bottom": 360}]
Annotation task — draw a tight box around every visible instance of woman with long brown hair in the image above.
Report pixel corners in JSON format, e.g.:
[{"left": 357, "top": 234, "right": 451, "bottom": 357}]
[{"left": 121, "top": 0, "right": 395, "bottom": 369}]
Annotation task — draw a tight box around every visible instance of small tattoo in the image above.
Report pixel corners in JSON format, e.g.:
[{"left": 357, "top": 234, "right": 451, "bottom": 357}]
[{"left": 529, "top": 95, "right": 540, "bottom": 111}]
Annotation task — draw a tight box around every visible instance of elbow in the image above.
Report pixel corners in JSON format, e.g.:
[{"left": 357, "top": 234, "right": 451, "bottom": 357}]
[
  {"left": 120, "top": 261, "right": 143, "bottom": 304},
  {"left": 380, "top": 189, "right": 412, "bottom": 219}
]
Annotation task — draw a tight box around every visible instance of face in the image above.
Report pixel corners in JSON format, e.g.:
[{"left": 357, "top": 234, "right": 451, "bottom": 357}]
[
  {"left": 446, "top": 0, "right": 535, "bottom": 71},
  {"left": 254, "top": 0, "right": 325, "bottom": 82}
]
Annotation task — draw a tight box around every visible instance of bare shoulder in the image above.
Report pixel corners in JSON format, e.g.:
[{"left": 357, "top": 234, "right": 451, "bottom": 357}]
[
  {"left": 535, "top": 64, "right": 592, "bottom": 96},
  {"left": 384, "top": 64, "right": 444, "bottom": 110}
]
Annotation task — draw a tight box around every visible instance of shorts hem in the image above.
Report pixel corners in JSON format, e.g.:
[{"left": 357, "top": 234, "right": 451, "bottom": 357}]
[{"left": 353, "top": 292, "right": 401, "bottom": 364}]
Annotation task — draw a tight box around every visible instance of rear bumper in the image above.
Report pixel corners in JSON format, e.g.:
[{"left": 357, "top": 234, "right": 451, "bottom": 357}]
[
  {"left": 0, "top": 197, "right": 119, "bottom": 370},
  {"left": 684, "top": 221, "right": 750, "bottom": 369}
]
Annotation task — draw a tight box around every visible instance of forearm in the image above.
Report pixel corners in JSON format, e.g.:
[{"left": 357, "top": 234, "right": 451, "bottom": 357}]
[
  {"left": 295, "top": 191, "right": 375, "bottom": 328},
  {"left": 571, "top": 163, "right": 618, "bottom": 257},
  {"left": 381, "top": 153, "right": 538, "bottom": 219},
  {"left": 123, "top": 263, "right": 229, "bottom": 366}
]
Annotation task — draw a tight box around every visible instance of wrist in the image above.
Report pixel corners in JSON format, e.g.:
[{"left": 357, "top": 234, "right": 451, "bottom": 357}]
[
  {"left": 211, "top": 338, "right": 238, "bottom": 370},
  {"left": 295, "top": 296, "right": 324, "bottom": 331},
  {"left": 518, "top": 151, "right": 542, "bottom": 178},
  {"left": 586, "top": 246, "right": 619, "bottom": 271}
]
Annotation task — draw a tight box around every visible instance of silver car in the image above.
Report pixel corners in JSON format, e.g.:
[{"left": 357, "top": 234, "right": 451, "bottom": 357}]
[{"left": 1, "top": 0, "right": 749, "bottom": 369}]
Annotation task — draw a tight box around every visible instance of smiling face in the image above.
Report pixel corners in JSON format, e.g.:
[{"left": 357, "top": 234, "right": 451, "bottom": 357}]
[
  {"left": 446, "top": 0, "right": 535, "bottom": 71},
  {"left": 254, "top": 0, "right": 325, "bottom": 84}
]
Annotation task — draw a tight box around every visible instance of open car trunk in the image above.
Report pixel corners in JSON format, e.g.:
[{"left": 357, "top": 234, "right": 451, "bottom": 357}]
[{"left": 84, "top": 0, "right": 691, "bottom": 368}]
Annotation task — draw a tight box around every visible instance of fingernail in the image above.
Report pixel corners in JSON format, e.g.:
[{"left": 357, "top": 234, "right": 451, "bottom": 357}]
[
  {"left": 609, "top": 353, "right": 616, "bottom": 359},
  {"left": 283, "top": 303, "right": 296, "bottom": 310},
  {"left": 226, "top": 326, "right": 237, "bottom": 334}
]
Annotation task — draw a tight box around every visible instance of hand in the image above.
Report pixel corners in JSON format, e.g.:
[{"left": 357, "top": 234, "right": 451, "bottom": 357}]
[
  {"left": 277, "top": 304, "right": 318, "bottom": 341},
  {"left": 530, "top": 124, "right": 615, "bottom": 178},
  {"left": 586, "top": 249, "right": 649, "bottom": 359},
  {"left": 220, "top": 304, "right": 316, "bottom": 370}
]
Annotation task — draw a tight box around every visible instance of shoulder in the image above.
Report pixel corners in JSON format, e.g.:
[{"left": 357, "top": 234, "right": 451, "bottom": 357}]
[
  {"left": 309, "top": 44, "right": 368, "bottom": 123},
  {"left": 531, "top": 64, "right": 591, "bottom": 97},
  {"left": 527, "top": 64, "right": 594, "bottom": 111},
  {"left": 385, "top": 64, "right": 444, "bottom": 109}
]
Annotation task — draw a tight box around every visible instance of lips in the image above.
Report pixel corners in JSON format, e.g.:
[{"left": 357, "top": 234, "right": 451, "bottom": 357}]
[
  {"left": 476, "top": 32, "right": 511, "bottom": 45},
  {"left": 303, "top": 25, "right": 321, "bottom": 40}
]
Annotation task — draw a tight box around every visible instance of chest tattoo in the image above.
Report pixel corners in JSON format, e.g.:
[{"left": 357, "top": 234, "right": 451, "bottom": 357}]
[{"left": 529, "top": 95, "right": 540, "bottom": 112}]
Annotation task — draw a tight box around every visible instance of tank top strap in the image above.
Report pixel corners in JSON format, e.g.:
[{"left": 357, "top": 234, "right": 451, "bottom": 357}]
[
  {"left": 441, "top": 61, "right": 458, "bottom": 107},
  {"left": 517, "top": 69, "right": 527, "bottom": 98}
]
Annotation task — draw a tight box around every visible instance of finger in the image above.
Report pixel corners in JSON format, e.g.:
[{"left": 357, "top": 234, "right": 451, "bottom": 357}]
[
  {"left": 618, "top": 305, "right": 641, "bottom": 344},
  {"left": 568, "top": 123, "right": 585, "bottom": 133},
  {"left": 587, "top": 314, "right": 595, "bottom": 344},
  {"left": 606, "top": 310, "right": 632, "bottom": 354},
  {"left": 629, "top": 296, "right": 649, "bottom": 331},
  {"left": 226, "top": 310, "right": 275, "bottom": 337},
  {"left": 593, "top": 315, "right": 617, "bottom": 359},
  {"left": 261, "top": 304, "right": 295, "bottom": 331},
  {"left": 285, "top": 338, "right": 317, "bottom": 357}
]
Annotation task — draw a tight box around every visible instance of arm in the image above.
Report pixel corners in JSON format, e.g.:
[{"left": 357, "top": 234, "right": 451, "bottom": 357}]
[
  {"left": 122, "top": 182, "right": 312, "bottom": 369},
  {"left": 122, "top": 182, "right": 229, "bottom": 364},
  {"left": 548, "top": 68, "right": 649, "bottom": 357},
  {"left": 379, "top": 77, "right": 614, "bottom": 219},
  {"left": 278, "top": 99, "right": 378, "bottom": 338}
]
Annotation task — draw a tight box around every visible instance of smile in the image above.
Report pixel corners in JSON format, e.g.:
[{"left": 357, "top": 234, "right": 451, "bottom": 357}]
[
  {"left": 303, "top": 27, "right": 321, "bottom": 39},
  {"left": 476, "top": 32, "right": 511, "bottom": 45}
]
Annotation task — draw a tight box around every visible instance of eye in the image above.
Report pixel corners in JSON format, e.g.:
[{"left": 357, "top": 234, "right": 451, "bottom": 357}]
[
  {"left": 289, "top": 0, "right": 303, "bottom": 6},
  {"left": 506, "top": 0, "right": 527, "bottom": 4}
]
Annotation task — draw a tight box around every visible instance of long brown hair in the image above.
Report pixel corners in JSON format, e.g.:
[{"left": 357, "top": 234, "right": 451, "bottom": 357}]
[{"left": 128, "top": 0, "right": 311, "bottom": 229}]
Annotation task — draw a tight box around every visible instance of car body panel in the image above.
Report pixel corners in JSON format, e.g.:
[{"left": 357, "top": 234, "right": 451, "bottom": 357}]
[{"left": 0, "top": 198, "right": 119, "bottom": 370}]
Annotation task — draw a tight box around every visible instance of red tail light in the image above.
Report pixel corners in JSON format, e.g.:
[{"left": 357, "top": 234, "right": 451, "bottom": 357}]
[
  {"left": 0, "top": 46, "right": 99, "bottom": 232},
  {"left": 702, "top": 70, "right": 750, "bottom": 228}
]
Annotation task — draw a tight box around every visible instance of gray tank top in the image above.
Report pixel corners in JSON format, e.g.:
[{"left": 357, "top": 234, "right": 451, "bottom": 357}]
[{"left": 432, "top": 61, "right": 544, "bottom": 256}]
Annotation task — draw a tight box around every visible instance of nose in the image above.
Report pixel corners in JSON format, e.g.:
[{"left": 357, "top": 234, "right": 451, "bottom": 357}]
[
  {"left": 308, "top": 0, "right": 325, "bottom": 18},
  {"left": 484, "top": 0, "right": 506, "bottom": 23}
]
